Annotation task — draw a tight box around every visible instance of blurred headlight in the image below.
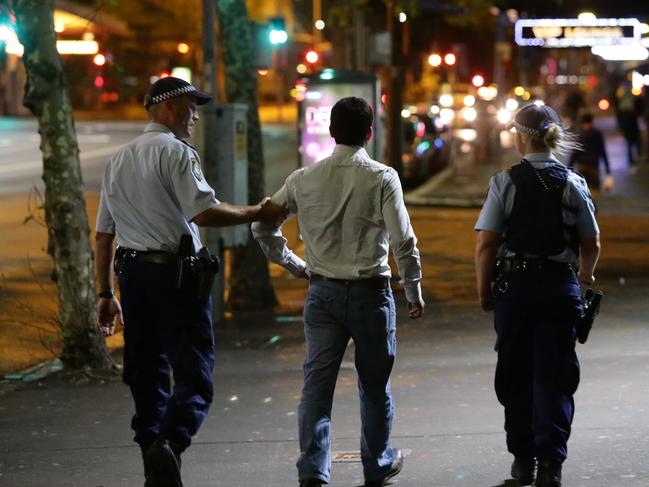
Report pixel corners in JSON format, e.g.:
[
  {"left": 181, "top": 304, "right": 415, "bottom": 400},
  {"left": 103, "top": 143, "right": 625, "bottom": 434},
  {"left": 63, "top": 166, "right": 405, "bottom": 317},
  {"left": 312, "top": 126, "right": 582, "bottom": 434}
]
[
  {"left": 439, "top": 108, "right": 455, "bottom": 125},
  {"left": 439, "top": 94, "right": 454, "bottom": 107},
  {"left": 505, "top": 98, "right": 519, "bottom": 111},
  {"left": 497, "top": 108, "right": 512, "bottom": 124},
  {"left": 462, "top": 107, "right": 477, "bottom": 122},
  {"left": 463, "top": 95, "right": 476, "bottom": 107}
]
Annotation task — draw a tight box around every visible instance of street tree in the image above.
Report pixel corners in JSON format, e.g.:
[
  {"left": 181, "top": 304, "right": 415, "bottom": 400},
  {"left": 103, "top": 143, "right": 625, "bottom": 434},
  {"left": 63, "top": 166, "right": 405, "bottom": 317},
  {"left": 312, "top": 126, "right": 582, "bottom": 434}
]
[
  {"left": 214, "top": 0, "right": 277, "bottom": 310},
  {"left": 7, "top": 0, "right": 114, "bottom": 370}
]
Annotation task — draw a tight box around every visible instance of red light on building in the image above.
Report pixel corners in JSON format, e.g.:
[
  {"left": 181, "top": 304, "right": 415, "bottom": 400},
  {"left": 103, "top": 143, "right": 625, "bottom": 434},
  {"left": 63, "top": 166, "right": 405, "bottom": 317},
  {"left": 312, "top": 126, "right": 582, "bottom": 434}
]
[
  {"left": 598, "top": 98, "right": 610, "bottom": 111},
  {"left": 160, "top": 71, "right": 170, "bottom": 79},
  {"left": 94, "top": 75, "right": 104, "bottom": 89},
  {"left": 471, "top": 74, "right": 485, "bottom": 87},
  {"left": 381, "top": 93, "right": 387, "bottom": 105}
]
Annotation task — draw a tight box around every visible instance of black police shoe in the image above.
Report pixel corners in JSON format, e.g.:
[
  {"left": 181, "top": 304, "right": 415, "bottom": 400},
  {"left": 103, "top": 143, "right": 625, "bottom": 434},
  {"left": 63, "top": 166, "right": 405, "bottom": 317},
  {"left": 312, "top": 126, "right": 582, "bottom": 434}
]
[
  {"left": 533, "top": 460, "right": 562, "bottom": 487},
  {"left": 143, "top": 438, "right": 183, "bottom": 487},
  {"left": 365, "top": 449, "right": 403, "bottom": 486},
  {"left": 511, "top": 457, "right": 536, "bottom": 485},
  {"left": 299, "top": 479, "right": 323, "bottom": 487}
]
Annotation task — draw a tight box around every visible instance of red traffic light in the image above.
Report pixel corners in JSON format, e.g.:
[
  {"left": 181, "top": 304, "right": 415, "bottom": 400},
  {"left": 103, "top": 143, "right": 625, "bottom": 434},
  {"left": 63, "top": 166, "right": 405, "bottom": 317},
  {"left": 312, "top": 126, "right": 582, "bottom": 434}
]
[
  {"left": 94, "top": 75, "right": 104, "bottom": 89},
  {"left": 305, "top": 49, "right": 319, "bottom": 64},
  {"left": 471, "top": 74, "right": 485, "bottom": 88}
]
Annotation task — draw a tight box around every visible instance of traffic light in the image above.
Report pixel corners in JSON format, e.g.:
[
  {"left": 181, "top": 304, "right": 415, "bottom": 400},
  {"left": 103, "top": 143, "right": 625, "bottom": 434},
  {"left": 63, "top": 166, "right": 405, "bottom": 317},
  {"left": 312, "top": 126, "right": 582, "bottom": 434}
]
[
  {"left": 471, "top": 74, "right": 485, "bottom": 87},
  {"left": 268, "top": 17, "right": 288, "bottom": 45},
  {"left": 305, "top": 49, "right": 319, "bottom": 64},
  {"left": 94, "top": 75, "right": 104, "bottom": 89}
]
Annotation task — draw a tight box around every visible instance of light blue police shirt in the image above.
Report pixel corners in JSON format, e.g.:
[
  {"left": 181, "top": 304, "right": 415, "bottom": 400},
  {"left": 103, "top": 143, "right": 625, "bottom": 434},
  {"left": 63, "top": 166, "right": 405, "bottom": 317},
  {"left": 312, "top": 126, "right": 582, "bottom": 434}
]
[
  {"left": 474, "top": 152, "right": 599, "bottom": 264},
  {"left": 96, "top": 123, "right": 219, "bottom": 253}
]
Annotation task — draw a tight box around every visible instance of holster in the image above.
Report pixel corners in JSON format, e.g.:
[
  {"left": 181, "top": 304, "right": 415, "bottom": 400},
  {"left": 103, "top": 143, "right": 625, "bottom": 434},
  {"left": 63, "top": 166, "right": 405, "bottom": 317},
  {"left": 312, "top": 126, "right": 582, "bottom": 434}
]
[
  {"left": 176, "top": 234, "right": 220, "bottom": 304},
  {"left": 576, "top": 289, "right": 603, "bottom": 344}
]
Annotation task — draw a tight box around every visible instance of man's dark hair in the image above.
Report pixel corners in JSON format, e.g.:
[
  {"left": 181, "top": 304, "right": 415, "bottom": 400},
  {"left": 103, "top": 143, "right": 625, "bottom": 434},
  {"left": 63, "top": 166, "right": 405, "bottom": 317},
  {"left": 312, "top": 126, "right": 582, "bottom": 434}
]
[{"left": 330, "top": 97, "right": 373, "bottom": 146}]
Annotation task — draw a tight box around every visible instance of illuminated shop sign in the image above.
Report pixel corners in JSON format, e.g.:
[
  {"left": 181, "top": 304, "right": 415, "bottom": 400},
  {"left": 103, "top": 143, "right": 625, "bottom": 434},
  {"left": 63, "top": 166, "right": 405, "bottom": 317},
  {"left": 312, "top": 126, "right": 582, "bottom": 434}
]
[{"left": 515, "top": 18, "right": 640, "bottom": 47}]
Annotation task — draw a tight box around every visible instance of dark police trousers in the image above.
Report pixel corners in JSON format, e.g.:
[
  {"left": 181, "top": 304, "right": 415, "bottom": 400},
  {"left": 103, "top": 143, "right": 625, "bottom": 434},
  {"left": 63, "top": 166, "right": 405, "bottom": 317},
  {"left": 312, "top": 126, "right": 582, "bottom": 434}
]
[
  {"left": 118, "top": 258, "right": 215, "bottom": 452},
  {"left": 493, "top": 272, "right": 581, "bottom": 463}
]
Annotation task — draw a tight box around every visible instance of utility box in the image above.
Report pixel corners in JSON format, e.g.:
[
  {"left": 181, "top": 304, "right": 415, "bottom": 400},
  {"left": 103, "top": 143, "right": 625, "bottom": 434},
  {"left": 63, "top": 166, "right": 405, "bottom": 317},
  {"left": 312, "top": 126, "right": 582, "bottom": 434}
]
[
  {"left": 211, "top": 103, "right": 249, "bottom": 248},
  {"left": 296, "top": 70, "right": 384, "bottom": 168}
]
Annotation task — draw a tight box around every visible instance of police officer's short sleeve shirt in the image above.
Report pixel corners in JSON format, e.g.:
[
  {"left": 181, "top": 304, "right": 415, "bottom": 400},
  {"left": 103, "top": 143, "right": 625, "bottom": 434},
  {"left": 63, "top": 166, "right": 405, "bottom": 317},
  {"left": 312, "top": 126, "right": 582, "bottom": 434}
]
[
  {"left": 96, "top": 123, "right": 219, "bottom": 252},
  {"left": 474, "top": 152, "right": 599, "bottom": 263}
]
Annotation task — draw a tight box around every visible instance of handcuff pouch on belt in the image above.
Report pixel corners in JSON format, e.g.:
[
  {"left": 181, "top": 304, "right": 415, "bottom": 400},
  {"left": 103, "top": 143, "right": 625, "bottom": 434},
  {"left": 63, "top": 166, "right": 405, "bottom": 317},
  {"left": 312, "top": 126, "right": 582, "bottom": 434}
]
[{"left": 176, "top": 234, "right": 220, "bottom": 303}]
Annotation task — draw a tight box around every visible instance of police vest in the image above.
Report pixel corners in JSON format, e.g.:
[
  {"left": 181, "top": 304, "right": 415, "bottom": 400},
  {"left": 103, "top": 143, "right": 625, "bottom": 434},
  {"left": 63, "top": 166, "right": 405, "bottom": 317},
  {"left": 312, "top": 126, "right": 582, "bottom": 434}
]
[{"left": 504, "top": 160, "right": 579, "bottom": 257}]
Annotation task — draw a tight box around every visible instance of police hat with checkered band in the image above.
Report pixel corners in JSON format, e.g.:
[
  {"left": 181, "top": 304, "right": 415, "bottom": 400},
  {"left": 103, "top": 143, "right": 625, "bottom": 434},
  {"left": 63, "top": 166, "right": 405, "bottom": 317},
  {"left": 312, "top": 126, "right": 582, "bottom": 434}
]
[{"left": 144, "top": 76, "right": 212, "bottom": 110}]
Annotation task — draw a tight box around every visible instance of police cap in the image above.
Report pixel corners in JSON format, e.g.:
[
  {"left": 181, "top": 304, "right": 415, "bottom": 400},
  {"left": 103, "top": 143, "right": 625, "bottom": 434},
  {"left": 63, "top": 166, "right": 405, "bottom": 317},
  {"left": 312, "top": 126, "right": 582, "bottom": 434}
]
[{"left": 144, "top": 76, "right": 212, "bottom": 110}]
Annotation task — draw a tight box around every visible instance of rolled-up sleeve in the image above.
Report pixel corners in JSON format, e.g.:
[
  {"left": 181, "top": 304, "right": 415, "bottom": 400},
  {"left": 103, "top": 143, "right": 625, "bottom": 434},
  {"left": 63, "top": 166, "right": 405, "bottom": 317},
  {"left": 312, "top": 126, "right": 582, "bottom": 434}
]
[
  {"left": 169, "top": 147, "right": 219, "bottom": 220},
  {"left": 251, "top": 179, "right": 307, "bottom": 277},
  {"left": 381, "top": 168, "right": 423, "bottom": 304},
  {"left": 96, "top": 182, "right": 115, "bottom": 235},
  {"left": 475, "top": 175, "right": 506, "bottom": 233}
]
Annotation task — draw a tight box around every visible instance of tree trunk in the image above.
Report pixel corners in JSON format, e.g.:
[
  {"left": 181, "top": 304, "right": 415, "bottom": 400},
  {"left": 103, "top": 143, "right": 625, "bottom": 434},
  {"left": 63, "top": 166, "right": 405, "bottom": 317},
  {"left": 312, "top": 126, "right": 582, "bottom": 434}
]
[
  {"left": 214, "top": 0, "right": 277, "bottom": 310},
  {"left": 14, "top": 0, "right": 113, "bottom": 369}
]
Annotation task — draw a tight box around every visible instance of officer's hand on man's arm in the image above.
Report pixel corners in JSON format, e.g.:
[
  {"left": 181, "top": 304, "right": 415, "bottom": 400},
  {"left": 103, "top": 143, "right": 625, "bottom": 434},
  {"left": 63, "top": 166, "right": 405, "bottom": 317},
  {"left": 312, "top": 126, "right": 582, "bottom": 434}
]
[
  {"left": 256, "top": 197, "right": 289, "bottom": 226},
  {"left": 408, "top": 300, "right": 425, "bottom": 319}
]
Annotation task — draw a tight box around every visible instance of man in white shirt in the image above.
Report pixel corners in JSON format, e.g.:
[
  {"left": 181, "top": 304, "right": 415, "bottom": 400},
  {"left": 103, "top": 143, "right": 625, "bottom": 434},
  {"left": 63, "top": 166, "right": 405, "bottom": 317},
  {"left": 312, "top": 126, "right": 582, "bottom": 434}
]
[{"left": 252, "top": 96, "right": 425, "bottom": 487}]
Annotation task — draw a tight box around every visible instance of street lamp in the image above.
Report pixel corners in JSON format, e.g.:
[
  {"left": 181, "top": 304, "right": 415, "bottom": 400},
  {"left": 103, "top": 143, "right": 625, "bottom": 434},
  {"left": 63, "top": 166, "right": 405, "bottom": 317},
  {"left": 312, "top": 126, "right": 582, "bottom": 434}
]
[
  {"left": 428, "top": 53, "right": 442, "bottom": 67},
  {"left": 444, "top": 53, "right": 456, "bottom": 66}
]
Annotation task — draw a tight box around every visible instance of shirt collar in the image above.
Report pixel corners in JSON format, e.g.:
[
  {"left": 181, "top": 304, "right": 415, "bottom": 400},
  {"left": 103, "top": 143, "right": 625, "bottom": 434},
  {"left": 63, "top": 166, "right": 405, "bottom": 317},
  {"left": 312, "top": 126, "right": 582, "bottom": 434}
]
[
  {"left": 524, "top": 152, "right": 561, "bottom": 165},
  {"left": 144, "top": 122, "right": 173, "bottom": 134},
  {"left": 332, "top": 144, "right": 368, "bottom": 157}
]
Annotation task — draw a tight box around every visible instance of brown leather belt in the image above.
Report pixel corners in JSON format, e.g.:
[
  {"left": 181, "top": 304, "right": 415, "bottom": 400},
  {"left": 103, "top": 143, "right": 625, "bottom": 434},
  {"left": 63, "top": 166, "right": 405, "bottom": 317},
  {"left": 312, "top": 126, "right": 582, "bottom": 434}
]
[{"left": 309, "top": 274, "right": 390, "bottom": 289}]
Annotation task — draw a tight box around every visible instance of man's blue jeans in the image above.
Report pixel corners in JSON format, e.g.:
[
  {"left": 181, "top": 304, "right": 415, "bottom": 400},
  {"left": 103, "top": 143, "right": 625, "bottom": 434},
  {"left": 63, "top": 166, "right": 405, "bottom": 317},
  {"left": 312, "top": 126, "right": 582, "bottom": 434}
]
[{"left": 297, "top": 280, "right": 398, "bottom": 483}]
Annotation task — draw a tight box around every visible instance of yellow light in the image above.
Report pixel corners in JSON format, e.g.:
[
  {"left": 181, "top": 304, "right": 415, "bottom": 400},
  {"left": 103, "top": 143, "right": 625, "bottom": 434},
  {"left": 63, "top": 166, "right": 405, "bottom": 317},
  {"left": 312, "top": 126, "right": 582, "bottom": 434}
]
[
  {"left": 577, "top": 12, "right": 597, "bottom": 23},
  {"left": 514, "top": 86, "right": 525, "bottom": 97},
  {"left": 428, "top": 53, "right": 442, "bottom": 67},
  {"left": 93, "top": 53, "right": 106, "bottom": 66},
  {"left": 497, "top": 109, "right": 512, "bottom": 124},
  {"left": 444, "top": 53, "right": 456, "bottom": 66},
  {"left": 56, "top": 40, "right": 99, "bottom": 55},
  {"left": 463, "top": 95, "right": 476, "bottom": 107},
  {"left": 305, "top": 50, "right": 319, "bottom": 64},
  {"left": 177, "top": 42, "right": 190, "bottom": 54},
  {"left": 54, "top": 19, "right": 65, "bottom": 33},
  {"left": 640, "top": 23, "right": 649, "bottom": 35},
  {"left": 257, "top": 69, "right": 269, "bottom": 76},
  {"left": 462, "top": 107, "right": 477, "bottom": 122},
  {"left": 522, "top": 91, "right": 531, "bottom": 101},
  {"left": 632, "top": 87, "right": 642, "bottom": 96},
  {"left": 315, "top": 19, "right": 325, "bottom": 30},
  {"left": 296, "top": 63, "right": 307, "bottom": 74},
  {"left": 401, "top": 109, "right": 411, "bottom": 118},
  {"left": 430, "top": 105, "right": 440, "bottom": 114},
  {"left": 399, "top": 12, "right": 407, "bottom": 23},
  {"left": 439, "top": 108, "right": 455, "bottom": 125}
]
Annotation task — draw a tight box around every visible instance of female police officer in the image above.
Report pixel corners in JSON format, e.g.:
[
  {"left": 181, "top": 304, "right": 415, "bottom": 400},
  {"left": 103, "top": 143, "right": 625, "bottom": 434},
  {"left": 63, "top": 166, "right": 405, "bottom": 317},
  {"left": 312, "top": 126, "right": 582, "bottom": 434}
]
[{"left": 474, "top": 103, "right": 600, "bottom": 487}]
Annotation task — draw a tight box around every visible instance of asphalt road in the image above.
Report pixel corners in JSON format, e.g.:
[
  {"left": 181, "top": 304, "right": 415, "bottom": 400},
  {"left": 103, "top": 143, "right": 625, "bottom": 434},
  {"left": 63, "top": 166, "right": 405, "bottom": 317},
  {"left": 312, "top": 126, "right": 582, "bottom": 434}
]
[{"left": 0, "top": 118, "right": 298, "bottom": 196}]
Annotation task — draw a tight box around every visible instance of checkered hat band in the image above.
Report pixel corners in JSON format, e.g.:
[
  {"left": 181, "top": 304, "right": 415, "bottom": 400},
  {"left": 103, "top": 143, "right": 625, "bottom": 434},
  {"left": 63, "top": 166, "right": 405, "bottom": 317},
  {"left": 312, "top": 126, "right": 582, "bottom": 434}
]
[
  {"left": 151, "top": 85, "right": 196, "bottom": 104},
  {"left": 513, "top": 121, "right": 541, "bottom": 137}
]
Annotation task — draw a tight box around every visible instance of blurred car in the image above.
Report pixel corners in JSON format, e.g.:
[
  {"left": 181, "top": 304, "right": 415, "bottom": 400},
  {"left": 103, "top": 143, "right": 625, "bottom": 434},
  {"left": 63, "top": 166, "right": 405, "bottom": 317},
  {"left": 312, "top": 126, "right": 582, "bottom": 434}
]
[{"left": 400, "top": 112, "right": 451, "bottom": 188}]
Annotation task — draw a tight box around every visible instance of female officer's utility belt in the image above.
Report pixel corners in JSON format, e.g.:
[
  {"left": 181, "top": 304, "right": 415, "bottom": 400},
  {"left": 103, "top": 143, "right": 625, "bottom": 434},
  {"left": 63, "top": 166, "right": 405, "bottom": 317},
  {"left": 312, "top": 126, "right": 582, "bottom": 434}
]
[{"left": 497, "top": 257, "right": 577, "bottom": 276}]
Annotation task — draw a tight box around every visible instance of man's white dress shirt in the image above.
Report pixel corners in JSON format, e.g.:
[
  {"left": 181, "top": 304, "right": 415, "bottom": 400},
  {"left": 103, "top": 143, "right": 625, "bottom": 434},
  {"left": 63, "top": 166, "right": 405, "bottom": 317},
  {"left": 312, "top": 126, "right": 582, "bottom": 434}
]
[{"left": 252, "top": 144, "right": 423, "bottom": 304}]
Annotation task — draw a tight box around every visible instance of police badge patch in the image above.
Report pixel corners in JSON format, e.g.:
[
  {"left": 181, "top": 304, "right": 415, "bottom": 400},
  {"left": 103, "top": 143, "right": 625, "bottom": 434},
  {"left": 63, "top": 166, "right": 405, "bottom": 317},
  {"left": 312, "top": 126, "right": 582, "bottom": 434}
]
[{"left": 191, "top": 158, "right": 203, "bottom": 180}]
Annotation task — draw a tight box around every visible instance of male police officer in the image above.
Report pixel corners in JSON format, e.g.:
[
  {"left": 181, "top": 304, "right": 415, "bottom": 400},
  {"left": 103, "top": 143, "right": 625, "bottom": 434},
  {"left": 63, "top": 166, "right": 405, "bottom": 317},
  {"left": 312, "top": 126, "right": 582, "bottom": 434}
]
[
  {"left": 95, "top": 77, "right": 285, "bottom": 487},
  {"left": 252, "top": 97, "right": 424, "bottom": 487}
]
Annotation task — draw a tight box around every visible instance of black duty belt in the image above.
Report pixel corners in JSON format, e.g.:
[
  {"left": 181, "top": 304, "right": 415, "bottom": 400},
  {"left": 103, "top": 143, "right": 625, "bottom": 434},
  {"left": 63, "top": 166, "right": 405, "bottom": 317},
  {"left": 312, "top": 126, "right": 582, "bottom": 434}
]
[
  {"left": 116, "top": 247, "right": 177, "bottom": 266},
  {"left": 497, "top": 258, "right": 577, "bottom": 275},
  {"left": 310, "top": 274, "right": 390, "bottom": 289}
]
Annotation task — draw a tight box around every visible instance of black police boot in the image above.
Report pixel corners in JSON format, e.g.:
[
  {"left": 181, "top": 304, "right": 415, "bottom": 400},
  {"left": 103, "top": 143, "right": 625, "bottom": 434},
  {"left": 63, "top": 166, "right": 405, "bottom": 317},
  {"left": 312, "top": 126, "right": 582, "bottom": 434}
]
[
  {"left": 365, "top": 449, "right": 403, "bottom": 486},
  {"left": 511, "top": 457, "right": 535, "bottom": 485},
  {"left": 143, "top": 438, "right": 184, "bottom": 487},
  {"left": 534, "top": 460, "right": 562, "bottom": 487}
]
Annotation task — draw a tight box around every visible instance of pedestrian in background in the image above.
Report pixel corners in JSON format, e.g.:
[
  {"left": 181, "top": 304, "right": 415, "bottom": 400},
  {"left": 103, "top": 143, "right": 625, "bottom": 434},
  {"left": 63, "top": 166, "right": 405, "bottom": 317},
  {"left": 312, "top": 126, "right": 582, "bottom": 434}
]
[
  {"left": 252, "top": 96, "right": 425, "bottom": 487},
  {"left": 568, "top": 112, "right": 613, "bottom": 196},
  {"left": 614, "top": 81, "right": 643, "bottom": 172},
  {"left": 95, "top": 77, "right": 285, "bottom": 487},
  {"left": 474, "top": 103, "right": 600, "bottom": 487}
]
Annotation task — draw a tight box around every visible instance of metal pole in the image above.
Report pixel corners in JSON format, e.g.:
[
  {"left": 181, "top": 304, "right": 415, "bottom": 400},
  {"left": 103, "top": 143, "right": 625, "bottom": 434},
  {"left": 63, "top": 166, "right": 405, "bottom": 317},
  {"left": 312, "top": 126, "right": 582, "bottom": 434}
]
[{"left": 202, "top": 0, "right": 224, "bottom": 325}]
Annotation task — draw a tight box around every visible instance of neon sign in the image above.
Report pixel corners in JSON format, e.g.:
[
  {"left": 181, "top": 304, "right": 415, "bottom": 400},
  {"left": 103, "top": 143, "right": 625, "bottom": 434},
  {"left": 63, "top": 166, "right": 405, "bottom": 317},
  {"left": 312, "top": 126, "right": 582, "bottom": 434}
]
[{"left": 515, "top": 18, "right": 640, "bottom": 47}]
